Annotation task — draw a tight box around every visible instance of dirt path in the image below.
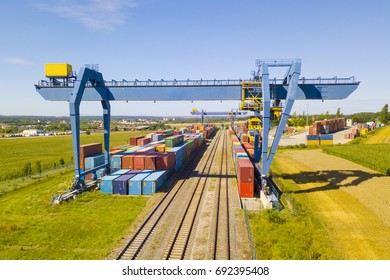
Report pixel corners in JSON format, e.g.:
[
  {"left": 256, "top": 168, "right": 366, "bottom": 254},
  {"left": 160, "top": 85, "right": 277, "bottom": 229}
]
[{"left": 273, "top": 149, "right": 390, "bottom": 259}]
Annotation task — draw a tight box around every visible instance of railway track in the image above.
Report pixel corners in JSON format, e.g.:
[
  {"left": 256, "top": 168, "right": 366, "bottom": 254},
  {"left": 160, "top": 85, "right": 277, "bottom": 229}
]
[
  {"left": 116, "top": 131, "right": 221, "bottom": 260},
  {"left": 163, "top": 131, "right": 223, "bottom": 260},
  {"left": 212, "top": 130, "right": 230, "bottom": 259}
]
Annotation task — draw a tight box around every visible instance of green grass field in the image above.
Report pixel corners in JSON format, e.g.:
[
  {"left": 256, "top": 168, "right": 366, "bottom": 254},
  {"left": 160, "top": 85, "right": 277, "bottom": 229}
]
[
  {"left": 322, "top": 144, "right": 390, "bottom": 175},
  {"left": 0, "top": 168, "right": 150, "bottom": 259},
  {"left": 322, "top": 125, "right": 390, "bottom": 175},
  {"left": 0, "top": 131, "right": 144, "bottom": 181}
]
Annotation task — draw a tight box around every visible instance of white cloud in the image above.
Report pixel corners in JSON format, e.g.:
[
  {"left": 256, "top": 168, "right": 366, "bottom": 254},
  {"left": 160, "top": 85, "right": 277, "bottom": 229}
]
[
  {"left": 1, "top": 57, "right": 32, "bottom": 66},
  {"left": 33, "top": 0, "right": 138, "bottom": 31}
]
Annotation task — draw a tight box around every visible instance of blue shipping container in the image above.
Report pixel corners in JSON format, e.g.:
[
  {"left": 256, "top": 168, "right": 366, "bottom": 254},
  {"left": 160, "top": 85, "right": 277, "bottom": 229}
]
[
  {"left": 320, "top": 134, "right": 333, "bottom": 140},
  {"left": 152, "top": 134, "right": 164, "bottom": 142},
  {"left": 100, "top": 175, "right": 120, "bottom": 194},
  {"left": 113, "top": 172, "right": 139, "bottom": 195},
  {"left": 84, "top": 154, "right": 105, "bottom": 169},
  {"left": 307, "top": 135, "right": 319, "bottom": 140},
  {"left": 128, "top": 170, "right": 153, "bottom": 195},
  {"left": 112, "top": 169, "right": 131, "bottom": 176},
  {"left": 111, "top": 154, "right": 124, "bottom": 169},
  {"left": 142, "top": 171, "right": 167, "bottom": 195}
]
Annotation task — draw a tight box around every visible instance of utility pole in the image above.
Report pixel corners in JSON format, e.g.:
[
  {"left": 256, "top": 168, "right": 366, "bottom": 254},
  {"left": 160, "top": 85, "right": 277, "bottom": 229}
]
[{"left": 306, "top": 103, "right": 309, "bottom": 126}]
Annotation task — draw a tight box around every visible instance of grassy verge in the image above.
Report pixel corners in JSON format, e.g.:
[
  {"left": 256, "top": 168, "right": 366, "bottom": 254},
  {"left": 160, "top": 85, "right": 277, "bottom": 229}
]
[
  {"left": 248, "top": 208, "right": 333, "bottom": 259},
  {"left": 0, "top": 168, "right": 149, "bottom": 259},
  {"left": 247, "top": 149, "right": 339, "bottom": 260},
  {"left": 322, "top": 144, "right": 390, "bottom": 175}
]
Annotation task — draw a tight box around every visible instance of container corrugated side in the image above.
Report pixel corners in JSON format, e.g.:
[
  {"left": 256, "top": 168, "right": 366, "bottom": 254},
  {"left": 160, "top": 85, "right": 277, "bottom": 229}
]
[
  {"left": 100, "top": 175, "right": 120, "bottom": 194},
  {"left": 142, "top": 171, "right": 167, "bottom": 195},
  {"left": 128, "top": 170, "right": 153, "bottom": 195}
]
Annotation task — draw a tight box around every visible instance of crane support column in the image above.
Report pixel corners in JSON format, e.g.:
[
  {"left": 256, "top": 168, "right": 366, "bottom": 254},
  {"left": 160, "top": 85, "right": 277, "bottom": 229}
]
[
  {"left": 260, "top": 60, "right": 301, "bottom": 176},
  {"left": 69, "top": 67, "right": 111, "bottom": 187},
  {"left": 260, "top": 63, "right": 270, "bottom": 172}
]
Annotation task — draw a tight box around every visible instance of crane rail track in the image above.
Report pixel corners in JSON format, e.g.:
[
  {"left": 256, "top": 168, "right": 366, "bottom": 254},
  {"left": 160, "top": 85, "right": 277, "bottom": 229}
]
[{"left": 116, "top": 130, "right": 222, "bottom": 260}]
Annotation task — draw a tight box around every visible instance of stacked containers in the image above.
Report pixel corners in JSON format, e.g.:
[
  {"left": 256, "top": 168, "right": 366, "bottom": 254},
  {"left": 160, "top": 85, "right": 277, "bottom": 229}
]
[
  {"left": 165, "top": 135, "right": 184, "bottom": 148},
  {"left": 128, "top": 170, "right": 153, "bottom": 195},
  {"left": 80, "top": 143, "right": 102, "bottom": 169},
  {"left": 168, "top": 146, "right": 184, "bottom": 170},
  {"left": 142, "top": 170, "right": 167, "bottom": 195}
]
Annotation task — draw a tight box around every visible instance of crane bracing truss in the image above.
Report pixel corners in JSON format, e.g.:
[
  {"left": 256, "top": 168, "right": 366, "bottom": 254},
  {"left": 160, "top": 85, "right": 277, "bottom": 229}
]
[{"left": 35, "top": 59, "right": 360, "bottom": 201}]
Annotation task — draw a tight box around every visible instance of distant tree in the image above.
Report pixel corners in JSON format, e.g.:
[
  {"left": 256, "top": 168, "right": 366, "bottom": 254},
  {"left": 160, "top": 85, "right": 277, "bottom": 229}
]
[
  {"left": 324, "top": 111, "right": 330, "bottom": 120},
  {"left": 59, "top": 158, "right": 65, "bottom": 166},
  {"left": 379, "top": 104, "right": 389, "bottom": 124},
  {"left": 22, "top": 162, "right": 32, "bottom": 177},
  {"left": 336, "top": 108, "right": 341, "bottom": 118},
  {"left": 85, "top": 129, "right": 91, "bottom": 135},
  {"left": 114, "top": 126, "right": 119, "bottom": 131},
  {"left": 35, "top": 161, "right": 42, "bottom": 175}
]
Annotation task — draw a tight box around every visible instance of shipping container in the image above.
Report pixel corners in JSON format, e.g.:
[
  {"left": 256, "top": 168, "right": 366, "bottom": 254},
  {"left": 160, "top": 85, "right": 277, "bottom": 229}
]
[
  {"left": 238, "top": 180, "right": 254, "bottom": 198},
  {"left": 80, "top": 143, "right": 102, "bottom": 169},
  {"left": 110, "top": 154, "right": 124, "bottom": 169},
  {"left": 84, "top": 154, "right": 105, "bottom": 169},
  {"left": 137, "top": 137, "right": 151, "bottom": 146},
  {"left": 152, "top": 134, "right": 164, "bottom": 142},
  {"left": 113, "top": 171, "right": 140, "bottom": 195},
  {"left": 156, "top": 144, "right": 166, "bottom": 152},
  {"left": 237, "top": 158, "right": 254, "bottom": 182},
  {"left": 111, "top": 169, "right": 131, "bottom": 176},
  {"left": 142, "top": 171, "right": 167, "bottom": 195},
  {"left": 110, "top": 150, "right": 123, "bottom": 156},
  {"left": 165, "top": 135, "right": 184, "bottom": 147},
  {"left": 144, "top": 155, "right": 157, "bottom": 170},
  {"left": 134, "top": 155, "right": 146, "bottom": 170},
  {"left": 156, "top": 153, "right": 176, "bottom": 170},
  {"left": 100, "top": 175, "right": 120, "bottom": 194},
  {"left": 121, "top": 154, "right": 135, "bottom": 169},
  {"left": 128, "top": 170, "right": 153, "bottom": 195},
  {"left": 136, "top": 146, "right": 156, "bottom": 153},
  {"left": 130, "top": 136, "right": 144, "bottom": 146}
]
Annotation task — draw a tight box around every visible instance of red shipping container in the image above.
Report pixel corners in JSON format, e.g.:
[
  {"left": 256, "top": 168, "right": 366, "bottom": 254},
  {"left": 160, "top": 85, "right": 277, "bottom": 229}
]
[
  {"left": 137, "top": 137, "right": 151, "bottom": 146},
  {"left": 134, "top": 155, "right": 146, "bottom": 170},
  {"left": 121, "top": 154, "right": 135, "bottom": 169},
  {"left": 156, "top": 153, "right": 175, "bottom": 170},
  {"left": 130, "top": 136, "right": 144, "bottom": 146},
  {"left": 237, "top": 158, "right": 254, "bottom": 182},
  {"left": 145, "top": 155, "right": 157, "bottom": 170},
  {"left": 238, "top": 180, "right": 254, "bottom": 198}
]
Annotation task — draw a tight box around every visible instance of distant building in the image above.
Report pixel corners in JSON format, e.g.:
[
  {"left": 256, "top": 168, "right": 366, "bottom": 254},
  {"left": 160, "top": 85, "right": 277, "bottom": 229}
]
[
  {"left": 346, "top": 119, "right": 353, "bottom": 127},
  {"left": 22, "top": 129, "right": 46, "bottom": 136}
]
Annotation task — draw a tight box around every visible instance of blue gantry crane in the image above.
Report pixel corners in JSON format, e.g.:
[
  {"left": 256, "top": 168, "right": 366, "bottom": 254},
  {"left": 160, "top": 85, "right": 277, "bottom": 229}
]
[
  {"left": 190, "top": 108, "right": 248, "bottom": 126},
  {"left": 35, "top": 59, "right": 359, "bottom": 197}
]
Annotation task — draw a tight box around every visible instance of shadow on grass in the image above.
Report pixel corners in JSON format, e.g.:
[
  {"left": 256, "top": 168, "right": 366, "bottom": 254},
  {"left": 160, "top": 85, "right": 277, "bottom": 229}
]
[{"left": 282, "top": 170, "right": 386, "bottom": 194}]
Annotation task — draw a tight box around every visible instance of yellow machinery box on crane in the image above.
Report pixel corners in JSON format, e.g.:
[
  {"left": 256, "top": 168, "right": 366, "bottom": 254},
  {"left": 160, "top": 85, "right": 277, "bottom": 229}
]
[{"left": 45, "top": 64, "right": 72, "bottom": 78}]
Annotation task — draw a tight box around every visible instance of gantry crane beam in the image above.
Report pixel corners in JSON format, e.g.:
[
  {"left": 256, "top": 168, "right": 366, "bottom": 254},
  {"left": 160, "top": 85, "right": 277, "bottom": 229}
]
[{"left": 34, "top": 61, "right": 360, "bottom": 192}]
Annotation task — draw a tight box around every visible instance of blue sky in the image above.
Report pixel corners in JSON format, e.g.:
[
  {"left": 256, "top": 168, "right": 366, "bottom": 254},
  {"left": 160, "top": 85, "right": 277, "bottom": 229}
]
[{"left": 1, "top": 0, "right": 389, "bottom": 116}]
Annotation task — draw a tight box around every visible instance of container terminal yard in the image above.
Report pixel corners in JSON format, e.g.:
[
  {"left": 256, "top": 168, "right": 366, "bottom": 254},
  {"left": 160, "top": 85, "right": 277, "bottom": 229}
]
[{"left": 2, "top": 59, "right": 390, "bottom": 261}]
